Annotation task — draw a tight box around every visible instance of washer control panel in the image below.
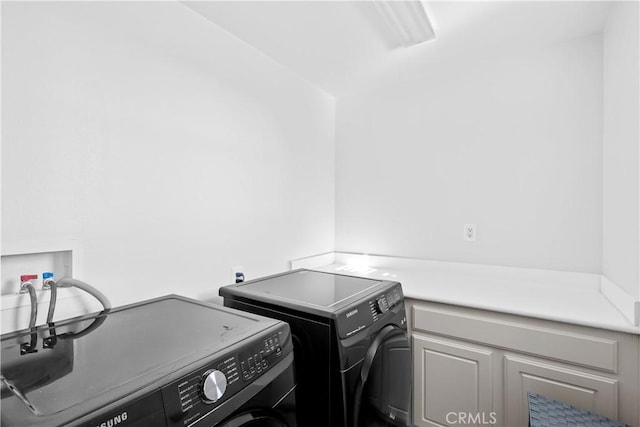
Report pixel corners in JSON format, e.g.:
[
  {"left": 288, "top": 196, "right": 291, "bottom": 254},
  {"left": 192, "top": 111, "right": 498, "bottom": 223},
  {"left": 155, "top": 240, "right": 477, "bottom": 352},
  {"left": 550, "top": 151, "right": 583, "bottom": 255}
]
[
  {"left": 239, "top": 333, "right": 281, "bottom": 382},
  {"left": 371, "top": 286, "right": 403, "bottom": 318},
  {"left": 161, "top": 325, "right": 289, "bottom": 427},
  {"left": 201, "top": 369, "right": 227, "bottom": 403},
  {"left": 336, "top": 282, "right": 404, "bottom": 339}
]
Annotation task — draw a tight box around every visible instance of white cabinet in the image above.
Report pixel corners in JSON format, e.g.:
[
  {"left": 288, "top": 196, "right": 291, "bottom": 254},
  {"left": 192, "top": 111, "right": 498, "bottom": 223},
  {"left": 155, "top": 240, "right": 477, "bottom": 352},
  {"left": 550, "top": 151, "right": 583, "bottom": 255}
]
[
  {"left": 504, "top": 355, "right": 619, "bottom": 426},
  {"left": 407, "top": 299, "right": 640, "bottom": 427},
  {"left": 413, "top": 334, "right": 494, "bottom": 427}
]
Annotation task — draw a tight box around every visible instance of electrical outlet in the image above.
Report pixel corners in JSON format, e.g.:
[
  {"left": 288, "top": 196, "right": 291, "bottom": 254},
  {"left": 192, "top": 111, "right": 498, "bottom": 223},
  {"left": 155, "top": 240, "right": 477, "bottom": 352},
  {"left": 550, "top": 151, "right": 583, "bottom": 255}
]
[
  {"left": 464, "top": 224, "right": 476, "bottom": 242},
  {"left": 231, "top": 266, "right": 245, "bottom": 284}
]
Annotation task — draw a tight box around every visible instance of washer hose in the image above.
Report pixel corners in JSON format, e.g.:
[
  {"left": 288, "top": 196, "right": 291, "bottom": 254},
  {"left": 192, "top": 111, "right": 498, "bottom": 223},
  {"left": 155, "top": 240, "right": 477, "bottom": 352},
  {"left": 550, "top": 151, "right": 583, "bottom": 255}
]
[
  {"left": 41, "top": 278, "right": 110, "bottom": 343},
  {"left": 23, "top": 283, "right": 38, "bottom": 330},
  {"left": 18, "top": 282, "right": 39, "bottom": 354},
  {"left": 55, "top": 277, "right": 112, "bottom": 312},
  {"left": 46, "top": 281, "right": 58, "bottom": 324},
  {"left": 46, "top": 277, "right": 111, "bottom": 324}
]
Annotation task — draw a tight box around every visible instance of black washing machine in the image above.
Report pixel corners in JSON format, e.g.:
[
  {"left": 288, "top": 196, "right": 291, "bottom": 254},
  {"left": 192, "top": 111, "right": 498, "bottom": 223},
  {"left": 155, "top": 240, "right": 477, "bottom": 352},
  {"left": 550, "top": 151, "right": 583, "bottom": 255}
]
[
  {"left": 220, "top": 269, "right": 411, "bottom": 427},
  {"left": 1, "top": 295, "right": 296, "bottom": 427}
]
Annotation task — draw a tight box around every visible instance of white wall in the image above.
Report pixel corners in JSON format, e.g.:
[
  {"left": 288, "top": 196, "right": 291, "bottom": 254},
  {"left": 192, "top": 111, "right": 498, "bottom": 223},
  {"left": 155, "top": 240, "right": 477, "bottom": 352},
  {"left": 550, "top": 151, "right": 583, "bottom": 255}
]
[
  {"left": 602, "top": 1, "right": 640, "bottom": 300},
  {"left": 1, "top": 1, "right": 335, "bottom": 321},
  {"left": 335, "top": 35, "right": 603, "bottom": 273}
]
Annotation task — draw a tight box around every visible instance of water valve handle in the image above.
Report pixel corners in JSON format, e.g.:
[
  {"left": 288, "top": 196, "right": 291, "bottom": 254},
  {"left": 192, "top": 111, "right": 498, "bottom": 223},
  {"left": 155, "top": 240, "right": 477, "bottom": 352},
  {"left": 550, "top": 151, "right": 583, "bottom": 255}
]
[
  {"left": 42, "top": 272, "right": 55, "bottom": 290},
  {"left": 20, "top": 274, "right": 38, "bottom": 282}
]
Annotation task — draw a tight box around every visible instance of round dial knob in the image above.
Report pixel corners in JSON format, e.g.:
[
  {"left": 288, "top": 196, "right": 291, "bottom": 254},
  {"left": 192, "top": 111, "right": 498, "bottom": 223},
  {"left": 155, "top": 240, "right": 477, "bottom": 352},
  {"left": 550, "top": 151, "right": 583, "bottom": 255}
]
[
  {"left": 376, "top": 298, "right": 389, "bottom": 314},
  {"left": 202, "top": 369, "right": 227, "bottom": 403}
]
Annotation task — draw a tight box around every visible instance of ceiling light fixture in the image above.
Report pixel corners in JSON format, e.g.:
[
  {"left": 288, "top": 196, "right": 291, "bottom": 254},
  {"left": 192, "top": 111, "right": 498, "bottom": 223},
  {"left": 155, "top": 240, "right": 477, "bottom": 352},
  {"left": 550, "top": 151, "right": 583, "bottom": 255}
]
[{"left": 375, "top": 1, "right": 436, "bottom": 48}]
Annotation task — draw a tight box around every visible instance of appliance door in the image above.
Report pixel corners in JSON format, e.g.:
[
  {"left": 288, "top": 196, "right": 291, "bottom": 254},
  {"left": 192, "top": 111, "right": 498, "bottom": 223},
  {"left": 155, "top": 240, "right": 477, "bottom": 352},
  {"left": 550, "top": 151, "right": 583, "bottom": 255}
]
[
  {"left": 353, "top": 325, "right": 411, "bottom": 427},
  {"left": 218, "top": 409, "right": 289, "bottom": 427},
  {"left": 214, "top": 362, "right": 297, "bottom": 427}
]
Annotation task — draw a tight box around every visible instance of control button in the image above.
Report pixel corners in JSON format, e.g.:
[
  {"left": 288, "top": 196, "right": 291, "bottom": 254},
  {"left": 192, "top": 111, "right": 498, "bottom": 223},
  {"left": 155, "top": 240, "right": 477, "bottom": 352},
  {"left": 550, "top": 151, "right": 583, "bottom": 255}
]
[
  {"left": 248, "top": 357, "right": 256, "bottom": 375},
  {"left": 202, "top": 370, "right": 227, "bottom": 403},
  {"left": 265, "top": 338, "right": 275, "bottom": 355}
]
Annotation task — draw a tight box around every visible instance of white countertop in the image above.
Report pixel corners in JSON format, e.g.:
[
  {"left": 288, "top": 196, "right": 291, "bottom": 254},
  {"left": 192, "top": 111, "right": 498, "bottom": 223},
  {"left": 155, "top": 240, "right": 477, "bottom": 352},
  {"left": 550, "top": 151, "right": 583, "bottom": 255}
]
[{"left": 293, "top": 254, "right": 640, "bottom": 335}]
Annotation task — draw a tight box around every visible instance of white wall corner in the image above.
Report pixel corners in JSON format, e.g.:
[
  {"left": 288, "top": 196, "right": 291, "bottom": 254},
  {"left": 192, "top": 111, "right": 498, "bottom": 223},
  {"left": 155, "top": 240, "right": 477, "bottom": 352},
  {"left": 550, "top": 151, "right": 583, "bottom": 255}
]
[
  {"left": 600, "top": 275, "right": 640, "bottom": 326},
  {"left": 289, "top": 252, "right": 336, "bottom": 270}
]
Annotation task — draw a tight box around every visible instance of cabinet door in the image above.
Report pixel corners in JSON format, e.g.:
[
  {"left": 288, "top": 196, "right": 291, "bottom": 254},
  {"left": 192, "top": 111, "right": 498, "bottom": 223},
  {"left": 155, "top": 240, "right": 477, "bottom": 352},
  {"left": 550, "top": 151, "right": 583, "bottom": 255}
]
[
  {"left": 504, "top": 355, "right": 618, "bottom": 426},
  {"left": 413, "top": 334, "right": 494, "bottom": 427}
]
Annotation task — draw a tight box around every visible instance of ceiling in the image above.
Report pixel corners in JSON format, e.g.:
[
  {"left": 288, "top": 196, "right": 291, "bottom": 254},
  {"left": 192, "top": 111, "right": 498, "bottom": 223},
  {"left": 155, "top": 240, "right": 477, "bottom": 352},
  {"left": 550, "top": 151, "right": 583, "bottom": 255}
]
[{"left": 182, "top": 1, "right": 614, "bottom": 98}]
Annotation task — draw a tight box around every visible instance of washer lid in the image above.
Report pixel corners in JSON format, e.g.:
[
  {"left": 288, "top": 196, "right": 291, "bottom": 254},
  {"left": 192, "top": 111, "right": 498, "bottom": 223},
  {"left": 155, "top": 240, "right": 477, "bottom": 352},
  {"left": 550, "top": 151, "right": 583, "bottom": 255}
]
[
  {"left": 225, "top": 270, "right": 384, "bottom": 311},
  {"left": 0, "top": 295, "right": 268, "bottom": 417}
]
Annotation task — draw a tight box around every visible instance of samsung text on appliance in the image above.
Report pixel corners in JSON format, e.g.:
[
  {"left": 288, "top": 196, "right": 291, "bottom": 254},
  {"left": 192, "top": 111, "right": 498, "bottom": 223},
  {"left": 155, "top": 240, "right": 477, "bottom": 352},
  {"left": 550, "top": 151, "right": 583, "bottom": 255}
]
[{"left": 96, "top": 411, "right": 128, "bottom": 427}]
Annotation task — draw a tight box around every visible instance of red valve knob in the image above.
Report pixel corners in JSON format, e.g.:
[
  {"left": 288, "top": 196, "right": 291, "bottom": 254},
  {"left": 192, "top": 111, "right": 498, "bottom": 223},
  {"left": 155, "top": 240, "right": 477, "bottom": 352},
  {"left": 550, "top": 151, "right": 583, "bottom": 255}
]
[{"left": 20, "top": 274, "right": 38, "bottom": 282}]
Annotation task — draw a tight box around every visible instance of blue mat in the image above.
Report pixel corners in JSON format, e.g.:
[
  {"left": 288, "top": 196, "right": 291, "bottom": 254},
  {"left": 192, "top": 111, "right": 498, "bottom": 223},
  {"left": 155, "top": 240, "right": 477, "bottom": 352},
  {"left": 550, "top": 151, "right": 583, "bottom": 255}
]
[{"left": 528, "top": 393, "right": 627, "bottom": 427}]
